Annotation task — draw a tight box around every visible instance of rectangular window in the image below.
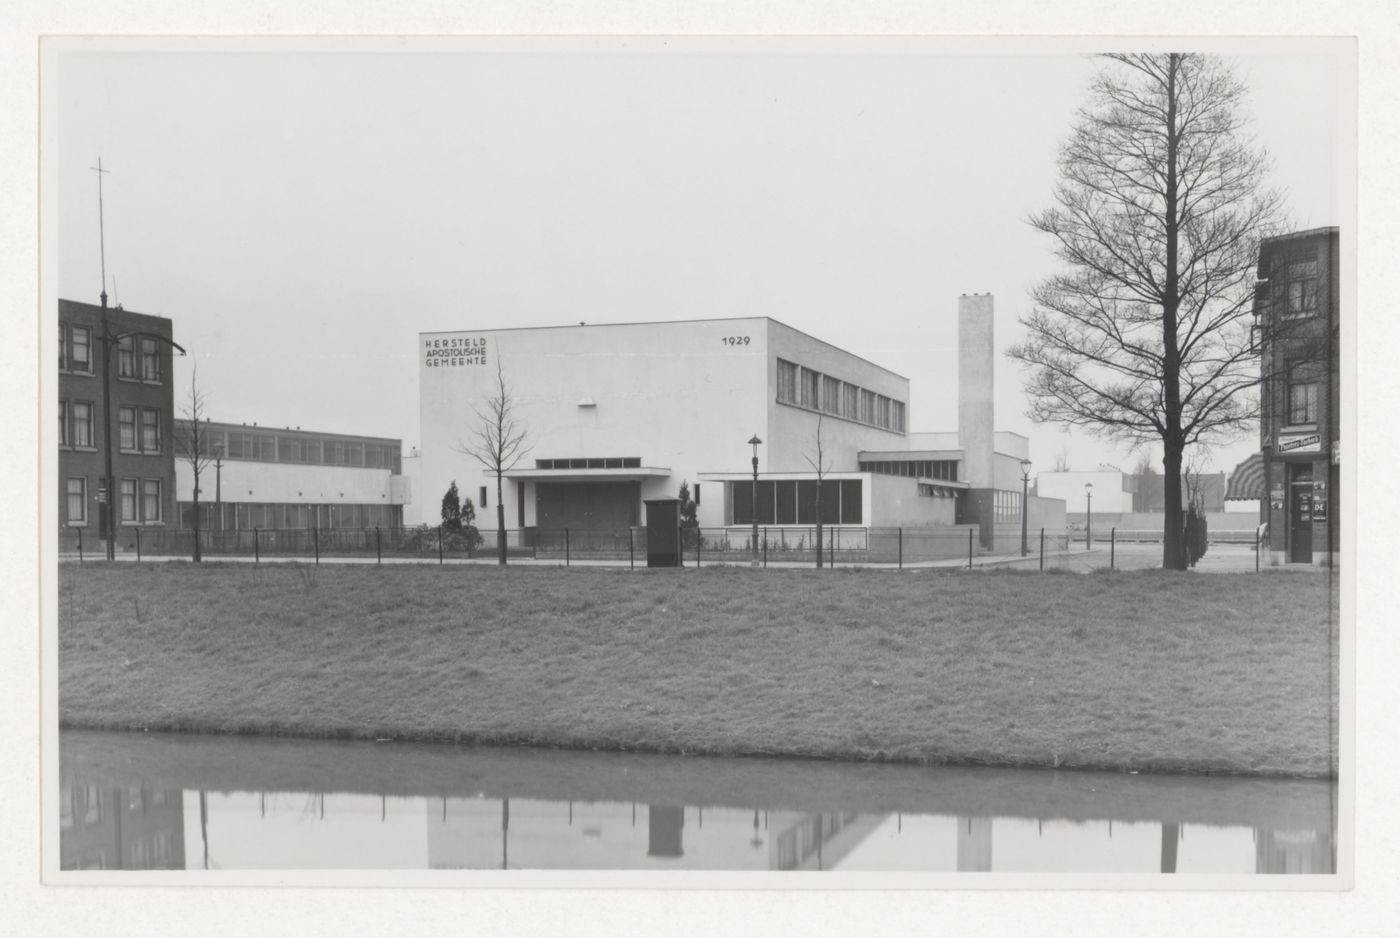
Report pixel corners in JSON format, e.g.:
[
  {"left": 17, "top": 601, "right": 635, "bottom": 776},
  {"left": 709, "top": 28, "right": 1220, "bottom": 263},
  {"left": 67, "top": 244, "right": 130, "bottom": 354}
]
[
  {"left": 59, "top": 324, "right": 67, "bottom": 370},
  {"left": 72, "top": 402, "right": 93, "bottom": 447},
  {"left": 119, "top": 479, "right": 138, "bottom": 523},
  {"left": 59, "top": 401, "right": 67, "bottom": 446},
  {"left": 258, "top": 435, "right": 276, "bottom": 461},
  {"left": 840, "top": 479, "right": 863, "bottom": 524},
  {"left": 141, "top": 409, "right": 161, "bottom": 453},
  {"left": 731, "top": 480, "right": 776, "bottom": 525},
  {"left": 860, "top": 389, "right": 876, "bottom": 425},
  {"left": 693, "top": 483, "right": 700, "bottom": 506},
  {"left": 800, "top": 368, "right": 820, "bottom": 409},
  {"left": 140, "top": 337, "right": 161, "bottom": 381},
  {"left": 279, "top": 437, "right": 299, "bottom": 463},
  {"left": 1283, "top": 260, "right": 1319, "bottom": 319},
  {"left": 345, "top": 442, "right": 363, "bottom": 466},
  {"left": 70, "top": 326, "right": 92, "bottom": 372},
  {"left": 776, "top": 359, "right": 798, "bottom": 404},
  {"left": 117, "top": 336, "right": 136, "bottom": 378},
  {"left": 323, "top": 441, "right": 341, "bottom": 464},
  {"left": 142, "top": 480, "right": 162, "bottom": 523},
  {"left": 821, "top": 375, "right": 841, "bottom": 415},
  {"left": 1289, "top": 381, "right": 1319, "bottom": 425},
  {"left": 301, "top": 438, "right": 319, "bottom": 463},
  {"left": 119, "top": 406, "right": 137, "bottom": 451},
  {"left": 891, "top": 400, "right": 906, "bottom": 432},
  {"left": 775, "top": 479, "right": 797, "bottom": 524},
  {"left": 842, "top": 383, "right": 859, "bottom": 420},
  {"left": 66, "top": 477, "right": 86, "bottom": 524},
  {"left": 876, "top": 395, "right": 891, "bottom": 428},
  {"left": 479, "top": 486, "right": 488, "bottom": 510}
]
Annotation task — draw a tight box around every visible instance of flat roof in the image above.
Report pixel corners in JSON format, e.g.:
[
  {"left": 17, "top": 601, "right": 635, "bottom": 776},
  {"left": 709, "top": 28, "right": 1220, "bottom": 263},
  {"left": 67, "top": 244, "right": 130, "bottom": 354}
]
[
  {"left": 420, "top": 315, "right": 909, "bottom": 382},
  {"left": 185, "top": 419, "right": 402, "bottom": 446}
]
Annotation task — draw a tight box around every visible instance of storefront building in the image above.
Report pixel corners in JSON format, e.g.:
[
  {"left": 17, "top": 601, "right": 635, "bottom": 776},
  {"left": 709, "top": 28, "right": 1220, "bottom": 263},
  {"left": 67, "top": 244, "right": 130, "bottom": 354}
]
[{"left": 1252, "top": 228, "right": 1340, "bottom": 565}]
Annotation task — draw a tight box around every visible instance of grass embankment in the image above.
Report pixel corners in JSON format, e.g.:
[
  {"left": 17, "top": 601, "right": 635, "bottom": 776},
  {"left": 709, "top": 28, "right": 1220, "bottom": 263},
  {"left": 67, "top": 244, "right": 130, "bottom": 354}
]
[{"left": 58, "top": 564, "right": 1339, "bottom": 777}]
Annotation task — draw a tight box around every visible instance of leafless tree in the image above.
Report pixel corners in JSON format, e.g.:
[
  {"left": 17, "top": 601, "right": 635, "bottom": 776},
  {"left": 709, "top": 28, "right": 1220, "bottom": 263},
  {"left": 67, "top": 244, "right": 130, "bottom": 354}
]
[
  {"left": 805, "top": 414, "right": 833, "bottom": 568},
  {"left": 1052, "top": 447, "right": 1071, "bottom": 473},
  {"left": 173, "top": 365, "right": 216, "bottom": 562},
  {"left": 456, "top": 360, "right": 530, "bottom": 565},
  {"left": 1010, "top": 53, "right": 1285, "bottom": 569}
]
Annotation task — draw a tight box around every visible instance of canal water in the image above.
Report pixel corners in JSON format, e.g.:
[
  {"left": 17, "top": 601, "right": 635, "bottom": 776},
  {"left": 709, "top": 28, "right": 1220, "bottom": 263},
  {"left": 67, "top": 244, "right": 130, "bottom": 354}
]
[{"left": 59, "top": 729, "right": 1337, "bottom": 874}]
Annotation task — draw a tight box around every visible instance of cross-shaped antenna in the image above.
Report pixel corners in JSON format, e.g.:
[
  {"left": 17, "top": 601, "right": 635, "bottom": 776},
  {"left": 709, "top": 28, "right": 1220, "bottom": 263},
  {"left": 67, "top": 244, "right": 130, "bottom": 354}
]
[{"left": 91, "top": 157, "right": 110, "bottom": 307}]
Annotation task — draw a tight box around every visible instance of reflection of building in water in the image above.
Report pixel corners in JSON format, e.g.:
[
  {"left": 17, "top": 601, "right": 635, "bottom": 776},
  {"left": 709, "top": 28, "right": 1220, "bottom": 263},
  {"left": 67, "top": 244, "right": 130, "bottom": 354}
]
[
  {"left": 59, "top": 779, "right": 185, "bottom": 870},
  {"left": 647, "top": 805, "right": 685, "bottom": 858},
  {"left": 956, "top": 817, "right": 993, "bottom": 871},
  {"left": 1255, "top": 827, "right": 1335, "bottom": 874},
  {"left": 769, "top": 812, "right": 884, "bottom": 871}
]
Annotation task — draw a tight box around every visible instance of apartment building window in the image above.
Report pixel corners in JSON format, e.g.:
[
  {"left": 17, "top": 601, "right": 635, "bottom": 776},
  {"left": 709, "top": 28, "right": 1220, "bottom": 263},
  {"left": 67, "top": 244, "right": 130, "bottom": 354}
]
[
  {"left": 118, "top": 406, "right": 138, "bottom": 451},
  {"left": 821, "top": 375, "right": 841, "bottom": 415},
  {"left": 72, "top": 402, "right": 93, "bottom": 447},
  {"left": 59, "top": 401, "right": 68, "bottom": 446},
  {"left": 1288, "top": 380, "right": 1319, "bottom": 425},
  {"left": 1283, "top": 260, "right": 1319, "bottom": 319},
  {"left": 142, "top": 480, "right": 162, "bottom": 523},
  {"left": 70, "top": 326, "right": 92, "bottom": 372},
  {"left": 117, "top": 335, "right": 136, "bottom": 378},
  {"left": 59, "top": 324, "right": 67, "bottom": 370},
  {"left": 119, "top": 479, "right": 138, "bottom": 523},
  {"left": 776, "top": 359, "right": 798, "bottom": 404},
  {"left": 800, "top": 367, "right": 820, "bottom": 409},
  {"left": 66, "top": 478, "right": 87, "bottom": 524},
  {"left": 141, "top": 409, "right": 161, "bottom": 453},
  {"left": 140, "top": 337, "right": 162, "bottom": 382}
]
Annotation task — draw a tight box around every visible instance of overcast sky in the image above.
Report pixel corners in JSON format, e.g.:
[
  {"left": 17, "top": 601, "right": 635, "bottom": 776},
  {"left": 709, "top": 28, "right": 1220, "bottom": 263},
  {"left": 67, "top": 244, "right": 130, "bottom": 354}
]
[{"left": 51, "top": 37, "right": 1350, "bottom": 482}]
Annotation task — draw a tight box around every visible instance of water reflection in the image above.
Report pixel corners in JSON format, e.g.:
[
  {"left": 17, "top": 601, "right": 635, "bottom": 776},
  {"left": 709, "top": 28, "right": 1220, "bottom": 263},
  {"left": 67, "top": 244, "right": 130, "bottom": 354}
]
[{"left": 59, "top": 730, "right": 1336, "bottom": 874}]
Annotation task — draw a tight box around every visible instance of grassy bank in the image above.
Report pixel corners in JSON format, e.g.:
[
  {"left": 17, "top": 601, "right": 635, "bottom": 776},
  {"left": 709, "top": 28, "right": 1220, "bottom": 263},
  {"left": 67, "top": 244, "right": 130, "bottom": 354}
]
[{"left": 57, "top": 563, "right": 1339, "bottom": 776}]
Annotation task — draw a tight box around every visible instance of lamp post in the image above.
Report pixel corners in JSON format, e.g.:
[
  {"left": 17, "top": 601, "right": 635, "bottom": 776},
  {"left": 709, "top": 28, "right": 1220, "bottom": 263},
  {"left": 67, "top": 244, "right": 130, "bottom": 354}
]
[
  {"left": 748, "top": 434, "right": 762, "bottom": 567},
  {"left": 1084, "top": 482, "right": 1094, "bottom": 550},
  {"left": 99, "top": 316, "right": 186, "bottom": 560},
  {"left": 1020, "top": 459, "right": 1032, "bottom": 557}
]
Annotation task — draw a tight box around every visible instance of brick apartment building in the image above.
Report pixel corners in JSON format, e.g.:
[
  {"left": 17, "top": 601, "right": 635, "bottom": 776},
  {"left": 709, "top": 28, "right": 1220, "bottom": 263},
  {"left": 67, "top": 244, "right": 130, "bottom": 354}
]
[{"left": 58, "top": 298, "right": 177, "bottom": 551}]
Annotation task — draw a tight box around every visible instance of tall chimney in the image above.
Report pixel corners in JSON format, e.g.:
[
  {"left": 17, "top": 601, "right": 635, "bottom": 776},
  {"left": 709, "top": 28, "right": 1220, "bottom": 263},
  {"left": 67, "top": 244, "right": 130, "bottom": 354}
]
[{"left": 958, "top": 293, "right": 995, "bottom": 490}]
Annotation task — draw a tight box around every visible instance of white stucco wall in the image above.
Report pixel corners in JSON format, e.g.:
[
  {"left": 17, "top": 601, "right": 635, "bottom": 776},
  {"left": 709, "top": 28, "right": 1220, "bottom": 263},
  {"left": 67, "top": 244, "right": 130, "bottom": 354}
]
[
  {"left": 175, "top": 460, "right": 400, "bottom": 505},
  {"left": 1034, "top": 470, "right": 1134, "bottom": 514}
]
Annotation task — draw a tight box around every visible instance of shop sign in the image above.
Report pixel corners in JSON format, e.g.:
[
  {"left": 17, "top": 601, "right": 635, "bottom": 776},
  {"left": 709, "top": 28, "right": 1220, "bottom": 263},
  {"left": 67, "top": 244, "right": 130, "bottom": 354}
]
[
  {"left": 1270, "top": 485, "right": 1285, "bottom": 500},
  {"left": 423, "top": 335, "right": 489, "bottom": 368},
  {"left": 1278, "top": 432, "right": 1321, "bottom": 454}
]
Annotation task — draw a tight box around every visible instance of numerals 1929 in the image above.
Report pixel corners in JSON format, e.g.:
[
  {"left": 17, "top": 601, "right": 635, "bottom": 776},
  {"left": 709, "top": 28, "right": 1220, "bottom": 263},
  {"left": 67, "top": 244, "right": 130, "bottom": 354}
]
[{"left": 721, "top": 336, "right": 751, "bottom": 346}]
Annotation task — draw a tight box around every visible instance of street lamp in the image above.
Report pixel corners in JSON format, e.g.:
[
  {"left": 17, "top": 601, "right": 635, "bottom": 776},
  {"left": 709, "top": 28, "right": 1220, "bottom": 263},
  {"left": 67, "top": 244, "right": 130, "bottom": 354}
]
[
  {"left": 99, "top": 318, "right": 186, "bottom": 560},
  {"left": 1020, "top": 459, "right": 1032, "bottom": 557},
  {"left": 748, "top": 434, "right": 763, "bottom": 567},
  {"left": 1084, "top": 482, "right": 1094, "bottom": 550}
]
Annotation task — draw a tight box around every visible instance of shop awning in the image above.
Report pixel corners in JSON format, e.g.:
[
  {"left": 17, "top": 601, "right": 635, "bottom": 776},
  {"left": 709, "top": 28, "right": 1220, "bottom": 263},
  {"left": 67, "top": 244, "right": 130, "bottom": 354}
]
[{"left": 1225, "top": 453, "right": 1266, "bottom": 501}]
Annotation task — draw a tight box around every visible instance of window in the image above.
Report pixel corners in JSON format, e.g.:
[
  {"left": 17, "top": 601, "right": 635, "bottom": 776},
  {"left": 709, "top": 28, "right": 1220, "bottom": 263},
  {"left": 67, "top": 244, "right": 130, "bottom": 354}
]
[
  {"left": 301, "top": 439, "right": 320, "bottom": 463},
  {"left": 141, "top": 409, "right": 161, "bottom": 453},
  {"left": 876, "top": 395, "right": 891, "bottom": 428},
  {"left": 1289, "top": 380, "right": 1319, "bottom": 425},
  {"left": 860, "top": 389, "right": 876, "bottom": 425},
  {"left": 279, "top": 437, "right": 300, "bottom": 463},
  {"left": 142, "top": 480, "right": 162, "bottom": 523},
  {"left": 119, "top": 479, "right": 138, "bottom": 523},
  {"left": 71, "top": 402, "right": 93, "bottom": 447},
  {"left": 70, "top": 326, "right": 92, "bottom": 372},
  {"left": 840, "top": 479, "right": 862, "bottom": 524},
  {"left": 345, "top": 442, "right": 363, "bottom": 466},
  {"left": 800, "top": 368, "right": 820, "bottom": 409},
  {"left": 140, "top": 337, "right": 161, "bottom": 381},
  {"left": 1283, "top": 260, "right": 1319, "bottom": 319},
  {"left": 891, "top": 400, "right": 906, "bottom": 432},
  {"left": 66, "top": 477, "right": 86, "bottom": 524},
  {"left": 479, "top": 486, "right": 488, "bottom": 509},
  {"left": 842, "top": 383, "right": 859, "bottom": 420},
  {"left": 59, "top": 324, "right": 67, "bottom": 370},
  {"left": 822, "top": 375, "right": 841, "bottom": 414},
  {"left": 117, "top": 335, "right": 136, "bottom": 378},
  {"left": 323, "top": 441, "right": 342, "bottom": 464},
  {"left": 776, "top": 359, "right": 798, "bottom": 404},
  {"left": 59, "top": 401, "right": 67, "bottom": 446},
  {"left": 119, "top": 406, "right": 137, "bottom": 451}
]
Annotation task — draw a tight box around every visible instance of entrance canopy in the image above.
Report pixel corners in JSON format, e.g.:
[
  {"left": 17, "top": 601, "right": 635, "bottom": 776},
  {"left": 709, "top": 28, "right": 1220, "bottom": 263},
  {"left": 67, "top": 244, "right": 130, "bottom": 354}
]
[{"left": 1225, "top": 453, "right": 1265, "bottom": 501}]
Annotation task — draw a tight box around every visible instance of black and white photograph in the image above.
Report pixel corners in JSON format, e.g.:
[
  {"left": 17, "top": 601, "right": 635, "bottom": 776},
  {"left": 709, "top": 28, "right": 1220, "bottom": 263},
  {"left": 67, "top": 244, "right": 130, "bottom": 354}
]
[{"left": 8, "top": 3, "right": 1395, "bottom": 934}]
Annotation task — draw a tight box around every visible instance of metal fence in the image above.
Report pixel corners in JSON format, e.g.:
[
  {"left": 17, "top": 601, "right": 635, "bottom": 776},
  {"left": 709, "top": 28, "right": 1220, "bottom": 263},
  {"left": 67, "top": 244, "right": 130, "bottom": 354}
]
[{"left": 59, "top": 522, "right": 1267, "bottom": 570}]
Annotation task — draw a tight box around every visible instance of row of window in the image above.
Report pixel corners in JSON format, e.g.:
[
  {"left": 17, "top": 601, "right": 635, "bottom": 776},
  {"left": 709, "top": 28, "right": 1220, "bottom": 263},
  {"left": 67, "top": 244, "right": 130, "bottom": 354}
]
[
  {"left": 993, "top": 490, "right": 1023, "bottom": 524},
  {"left": 775, "top": 359, "right": 907, "bottom": 432},
  {"left": 58, "top": 401, "right": 164, "bottom": 453},
  {"left": 208, "top": 429, "right": 400, "bottom": 470},
  {"left": 729, "top": 479, "right": 863, "bottom": 525},
  {"left": 176, "top": 501, "right": 403, "bottom": 531},
  {"left": 535, "top": 457, "right": 643, "bottom": 470},
  {"left": 58, "top": 323, "right": 164, "bottom": 382},
  {"left": 64, "top": 477, "right": 163, "bottom": 525},
  {"left": 858, "top": 459, "right": 960, "bottom": 481}
]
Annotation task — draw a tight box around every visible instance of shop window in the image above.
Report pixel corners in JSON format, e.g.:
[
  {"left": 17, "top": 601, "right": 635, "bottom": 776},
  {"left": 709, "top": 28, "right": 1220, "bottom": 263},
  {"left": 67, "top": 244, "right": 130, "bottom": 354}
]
[{"left": 66, "top": 477, "right": 87, "bottom": 524}]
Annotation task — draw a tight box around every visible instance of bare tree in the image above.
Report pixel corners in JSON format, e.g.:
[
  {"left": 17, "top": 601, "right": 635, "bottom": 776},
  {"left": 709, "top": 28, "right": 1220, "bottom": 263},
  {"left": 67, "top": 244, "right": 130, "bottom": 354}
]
[
  {"left": 804, "top": 414, "right": 833, "bottom": 569},
  {"left": 173, "top": 366, "right": 215, "bottom": 562},
  {"left": 1052, "top": 447, "right": 1071, "bottom": 473},
  {"left": 456, "top": 360, "right": 530, "bottom": 565},
  {"left": 1010, "top": 53, "right": 1285, "bottom": 569}
]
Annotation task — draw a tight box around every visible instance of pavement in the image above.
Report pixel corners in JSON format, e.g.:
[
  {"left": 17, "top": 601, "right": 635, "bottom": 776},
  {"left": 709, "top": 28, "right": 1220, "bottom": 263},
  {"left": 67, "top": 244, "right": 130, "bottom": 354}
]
[{"left": 57, "top": 541, "right": 1318, "bottom": 574}]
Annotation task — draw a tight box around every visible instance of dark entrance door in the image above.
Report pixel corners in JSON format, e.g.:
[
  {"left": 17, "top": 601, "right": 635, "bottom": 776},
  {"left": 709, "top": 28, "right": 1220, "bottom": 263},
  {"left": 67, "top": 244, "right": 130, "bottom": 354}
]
[
  {"left": 1289, "top": 468, "right": 1313, "bottom": 564},
  {"left": 535, "top": 482, "right": 638, "bottom": 531}
]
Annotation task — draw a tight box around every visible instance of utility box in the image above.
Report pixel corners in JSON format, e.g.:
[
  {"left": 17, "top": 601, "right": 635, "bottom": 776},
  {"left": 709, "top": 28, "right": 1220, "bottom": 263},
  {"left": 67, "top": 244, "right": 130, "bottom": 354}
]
[{"left": 644, "top": 498, "right": 681, "bottom": 568}]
